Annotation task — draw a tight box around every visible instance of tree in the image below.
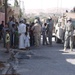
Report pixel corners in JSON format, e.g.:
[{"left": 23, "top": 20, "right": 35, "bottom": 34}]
[
  {"left": 19, "top": 9, "right": 23, "bottom": 18},
  {"left": 14, "top": 0, "right": 19, "bottom": 7},
  {"left": 73, "top": 7, "right": 75, "bottom": 12}
]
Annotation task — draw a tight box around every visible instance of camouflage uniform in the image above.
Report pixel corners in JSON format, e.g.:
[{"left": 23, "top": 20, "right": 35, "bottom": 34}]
[
  {"left": 32, "top": 19, "right": 41, "bottom": 46},
  {"left": 64, "top": 18, "right": 74, "bottom": 51}
]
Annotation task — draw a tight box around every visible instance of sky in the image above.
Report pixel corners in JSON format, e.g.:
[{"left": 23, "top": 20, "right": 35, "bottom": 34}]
[{"left": 8, "top": 0, "right": 75, "bottom": 12}]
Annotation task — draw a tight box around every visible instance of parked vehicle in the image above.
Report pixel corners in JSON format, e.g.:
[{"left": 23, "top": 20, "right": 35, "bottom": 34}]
[
  {"left": 55, "top": 22, "right": 64, "bottom": 43},
  {"left": 55, "top": 16, "right": 65, "bottom": 43},
  {"left": 55, "top": 13, "right": 75, "bottom": 46}
]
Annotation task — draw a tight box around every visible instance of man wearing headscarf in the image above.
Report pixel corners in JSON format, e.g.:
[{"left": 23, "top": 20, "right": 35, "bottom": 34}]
[{"left": 18, "top": 19, "right": 26, "bottom": 49}]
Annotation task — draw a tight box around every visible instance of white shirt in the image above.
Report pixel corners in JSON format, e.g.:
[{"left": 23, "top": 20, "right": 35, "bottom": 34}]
[
  {"left": 18, "top": 23, "right": 26, "bottom": 34},
  {"left": 24, "top": 34, "right": 30, "bottom": 43}
]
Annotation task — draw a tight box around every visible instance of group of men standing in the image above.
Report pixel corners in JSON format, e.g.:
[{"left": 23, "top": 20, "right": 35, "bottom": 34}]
[
  {"left": 0, "top": 15, "right": 74, "bottom": 52},
  {"left": 11, "top": 16, "right": 75, "bottom": 52},
  {"left": 18, "top": 17, "right": 54, "bottom": 50}
]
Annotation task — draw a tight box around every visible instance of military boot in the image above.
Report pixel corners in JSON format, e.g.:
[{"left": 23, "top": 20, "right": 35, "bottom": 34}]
[
  {"left": 70, "top": 48, "right": 73, "bottom": 52},
  {"left": 64, "top": 47, "right": 66, "bottom": 51}
]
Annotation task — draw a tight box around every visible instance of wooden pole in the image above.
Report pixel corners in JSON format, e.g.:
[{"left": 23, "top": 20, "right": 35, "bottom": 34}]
[{"left": 5, "top": 0, "right": 8, "bottom": 24}]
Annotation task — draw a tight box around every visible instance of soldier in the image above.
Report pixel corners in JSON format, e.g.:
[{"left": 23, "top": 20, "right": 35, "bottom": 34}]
[
  {"left": 31, "top": 19, "right": 41, "bottom": 47},
  {"left": 46, "top": 17, "right": 54, "bottom": 46},
  {"left": 64, "top": 18, "right": 74, "bottom": 51}
]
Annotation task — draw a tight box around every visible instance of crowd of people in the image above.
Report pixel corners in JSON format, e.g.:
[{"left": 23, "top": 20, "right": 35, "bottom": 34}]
[
  {"left": 0, "top": 15, "right": 74, "bottom": 53},
  {"left": 0, "top": 16, "right": 54, "bottom": 53}
]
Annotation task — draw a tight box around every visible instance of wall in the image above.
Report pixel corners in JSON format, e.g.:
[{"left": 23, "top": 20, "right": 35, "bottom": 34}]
[{"left": 0, "top": 12, "right": 5, "bottom": 24}]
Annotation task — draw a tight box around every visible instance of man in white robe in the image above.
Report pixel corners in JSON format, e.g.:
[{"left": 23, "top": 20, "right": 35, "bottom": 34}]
[{"left": 18, "top": 19, "right": 26, "bottom": 49}]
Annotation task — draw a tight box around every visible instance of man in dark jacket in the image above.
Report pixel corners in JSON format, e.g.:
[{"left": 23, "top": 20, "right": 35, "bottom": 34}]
[{"left": 0, "top": 21, "right": 4, "bottom": 40}]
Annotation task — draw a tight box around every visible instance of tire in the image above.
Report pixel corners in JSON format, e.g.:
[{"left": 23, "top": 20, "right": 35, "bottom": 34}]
[{"left": 55, "top": 37, "right": 62, "bottom": 43}]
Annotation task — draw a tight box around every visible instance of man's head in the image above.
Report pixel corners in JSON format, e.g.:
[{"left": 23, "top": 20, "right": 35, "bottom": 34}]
[
  {"left": 34, "top": 19, "right": 38, "bottom": 23},
  {"left": 46, "top": 16, "right": 52, "bottom": 23},
  {"left": 44, "top": 23, "right": 47, "bottom": 26},
  {"left": 67, "top": 17, "right": 72, "bottom": 22},
  {"left": 6, "top": 29, "right": 9, "bottom": 33},
  {"left": 24, "top": 18, "right": 26, "bottom": 24},
  {"left": 2, "top": 21, "right": 4, "bottom": 24},
  {"left": 19, "top": 19, "right": 24, "bottom": 23},
  {"left": 48, "top": 16, "right": 52, "bottom": 20}
]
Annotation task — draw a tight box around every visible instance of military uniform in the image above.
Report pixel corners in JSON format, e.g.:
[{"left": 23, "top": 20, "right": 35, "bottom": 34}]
[
  {"left": 32, "top": 19, "right": 41, "bottom": 46},
  {"left": 64, "top": 18, "right": 74, "bottom": 51}
]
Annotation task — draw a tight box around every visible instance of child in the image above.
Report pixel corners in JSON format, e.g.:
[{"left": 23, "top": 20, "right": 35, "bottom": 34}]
[
  {"left": 42, "top": 23, "right": 48, "bottom": 45},
  {"left": 24, "top": 32, "right": 30, "bottom": 50},
  {"left": 2, "top": 23, "right": 9, "bottom": 48},
  {"left": 5, "top": 30, "right": 10, "bottom": 53}
]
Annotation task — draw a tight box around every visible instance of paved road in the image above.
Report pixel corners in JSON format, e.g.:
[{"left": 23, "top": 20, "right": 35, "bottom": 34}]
[
  {"left": 16, "top": 41, "right": 75, "bottom": 75},
  {"left": 0, "top": 39, "right": 75, "bottom": 75}
]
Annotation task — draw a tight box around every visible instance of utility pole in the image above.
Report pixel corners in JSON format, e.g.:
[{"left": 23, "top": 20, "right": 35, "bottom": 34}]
[
  {"left": 5, "top": 0, "right": 8, "bottom": 24},
  {"left": 22, "top": 1, "right": 25, "bottom": 17},
  {"left": 57, "top": 0, "right": 59, "bottom": 13}
]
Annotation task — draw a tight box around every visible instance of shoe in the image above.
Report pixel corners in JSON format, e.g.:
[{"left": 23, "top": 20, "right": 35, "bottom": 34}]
[
  {"left": 70, "top": 49, "right": 73, "bottom": 52},
  {"left": 5, "top": 51, "right": 9, "bottom": 53},
  {"left": 43, "top": 44, "right": 45, "bottom": 45},
  {"left": 64, "top": 48, "right": 66, "bottom": 51},
  {"left": 46, "top": 43, "right": 49, "bottom": 45}
]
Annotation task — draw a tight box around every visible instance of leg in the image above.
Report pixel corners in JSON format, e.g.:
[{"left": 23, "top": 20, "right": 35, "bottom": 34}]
[
  {"left": 5, "top": 42, "right": 10, "bottom": 53},
  {"left": 70, "top": 36, "right": 73, "bottom": 51},
  {"left": 34, "top": 34, "right": 39, "bottom": 46},
  {"left": 45, "top": 36, "right": 48, "bottom": 45},
  {"left": 48, "top": 31, "right": 52, "bottom": 45},
  {"left": 43, "top": 35, "right": 45, "bottom": 45},
  {"left": 49, "top": 32, "right": 52, "bottom": 45},
  {"left": 64, "top": 35, "right": 68, "bottom": 51},
  {"left": 38, "top": 33, "right": 41, "bottom": 45},
  {"left": 3, "top": 36, "right": 5, "bottom": 47},
  {"left": 34, "top": 35, "right": 37, "bottom": 46},
  {"left": 44, "top": 35, "right": 48, "bottom": 45},
  {"left": 0, "top": 31, "right": 1, "bottom": 40}
]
